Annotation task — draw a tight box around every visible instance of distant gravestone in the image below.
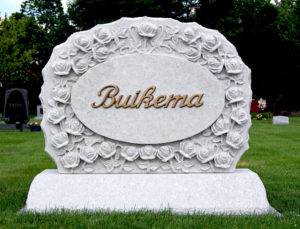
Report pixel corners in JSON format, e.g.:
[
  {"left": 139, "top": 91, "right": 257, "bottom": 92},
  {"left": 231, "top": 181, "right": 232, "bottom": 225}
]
[
  {"left": 26, "top": 17, "right": 274, "bottom": 214},
  {"left": 273, "top": 116, "right": 289, "bottom": 125},
  {"left": 4, "top": 88, "right": 29, "bottom": 124},
  {"left": 34, "top": 105, "right": 43, "bottom": 120}
]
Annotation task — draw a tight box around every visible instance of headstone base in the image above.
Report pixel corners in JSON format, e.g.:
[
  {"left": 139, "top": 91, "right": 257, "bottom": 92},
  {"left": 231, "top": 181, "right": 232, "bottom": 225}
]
[{"left": 25, "top": 169, "right": 275, "bottom": 214}]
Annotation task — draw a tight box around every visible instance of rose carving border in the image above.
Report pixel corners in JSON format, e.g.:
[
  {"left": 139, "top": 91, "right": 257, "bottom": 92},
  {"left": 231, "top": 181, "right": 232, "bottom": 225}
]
[{"left": 40, "top": 17, "right": 252, "bottom": 173}]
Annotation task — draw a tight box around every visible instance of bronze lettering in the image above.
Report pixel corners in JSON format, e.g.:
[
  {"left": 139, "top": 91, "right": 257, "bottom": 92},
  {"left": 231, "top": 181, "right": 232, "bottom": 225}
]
[
  {"left": 164, "top": 94, "right": 188, "bottom": 108},
  {"left": 187, "top": 94, "right": 204, "bottom": 107},
  {"left": 153, "top": 95, "right": 167, "bottom": 108},
  {"left": 91, "top": 85, "right": 119, "bottom": 108},
  {"left": 91, "top": 84, "right": 205, "bottom": 109},
  {"left": 136, "top": 86, "right": 155, "bottom": 108}
]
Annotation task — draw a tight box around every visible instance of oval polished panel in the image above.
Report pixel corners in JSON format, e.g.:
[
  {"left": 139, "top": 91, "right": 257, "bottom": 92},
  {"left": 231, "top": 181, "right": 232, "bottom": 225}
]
[{"left": 71, "top": 54, "right": 224, "bottom": 144}]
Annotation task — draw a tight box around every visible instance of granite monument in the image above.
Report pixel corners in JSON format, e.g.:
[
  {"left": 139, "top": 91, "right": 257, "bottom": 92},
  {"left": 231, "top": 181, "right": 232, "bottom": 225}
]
[{"left": 26, "top": 17, "right": 273, "bottom": 214}]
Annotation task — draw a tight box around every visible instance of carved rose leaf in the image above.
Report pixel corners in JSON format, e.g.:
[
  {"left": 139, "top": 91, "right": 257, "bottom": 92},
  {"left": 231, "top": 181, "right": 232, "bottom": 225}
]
[{"left": 61, "top": 151, "right": 80, "bottom": 168}]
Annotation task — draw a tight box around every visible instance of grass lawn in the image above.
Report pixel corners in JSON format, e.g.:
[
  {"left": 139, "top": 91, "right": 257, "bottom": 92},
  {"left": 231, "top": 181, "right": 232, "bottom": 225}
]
[{"left": 0, "top": 118, "right": 300, "bottom": 228}]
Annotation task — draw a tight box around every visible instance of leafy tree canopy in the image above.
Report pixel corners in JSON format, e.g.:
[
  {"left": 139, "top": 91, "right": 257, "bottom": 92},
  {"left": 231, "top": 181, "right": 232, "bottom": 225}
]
[{"left": 0, "top": 14, "right": 45, "bottom": 89}]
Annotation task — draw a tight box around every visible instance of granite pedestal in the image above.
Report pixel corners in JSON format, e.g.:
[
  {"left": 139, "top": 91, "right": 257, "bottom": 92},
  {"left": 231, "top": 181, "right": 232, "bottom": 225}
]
[{"left": 26, "top": 169, "right": 274, "bottom": 214}]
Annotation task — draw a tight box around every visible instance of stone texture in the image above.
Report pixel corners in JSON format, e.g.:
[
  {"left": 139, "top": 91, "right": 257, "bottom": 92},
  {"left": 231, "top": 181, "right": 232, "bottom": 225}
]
[
  {"left": 40, "top": 17, "right": 252, "bottom": 173},
  {"left": 72, "top": 54, "right": 224, "bottom": 144},
  {"left": 273, "top": 116, "right": 289, "bottom": 125},
  {"left": 26, "top": 169, "right": 273, "bottom": 214}
]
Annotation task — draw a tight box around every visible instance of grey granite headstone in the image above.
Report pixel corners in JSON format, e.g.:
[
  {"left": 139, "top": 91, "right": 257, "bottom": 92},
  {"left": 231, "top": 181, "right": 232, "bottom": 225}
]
[
  {"left": 273, "top": 116, "right": 289, "bottom": 125},
  {"left": 4, "top": 88, "right": 29, "bottom": 124},
  {"left": 26, "top": 17, "right": 274, "bottom": 214}
]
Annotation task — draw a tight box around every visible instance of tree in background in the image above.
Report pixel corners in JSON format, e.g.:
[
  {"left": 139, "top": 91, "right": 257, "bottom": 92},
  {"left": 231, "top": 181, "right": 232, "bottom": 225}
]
[
  {"left": 195, "top": 0, "right": 300, "bottom": 111},
  {"left": 67, "top": 0, "right": 196, "bottom": 30},
  {"left": 0, "top": 15, "right": 45, "bottom": 90},
  {"left": 20, "top": 0, "right": 73, "bottom": 49}
]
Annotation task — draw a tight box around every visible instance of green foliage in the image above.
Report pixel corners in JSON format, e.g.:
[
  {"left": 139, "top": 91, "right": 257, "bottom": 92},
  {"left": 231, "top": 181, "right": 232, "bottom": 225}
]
[
  {"left": 67, "top": 0, "right": 196, "bottom": 30},
  {"left": 262, "top": 112, "right": 270, "bottom": 119},
  {"left": 1, "top": 118, "right": 300, "bottom": 227},
  {"left": 20, "top": 0, "right": 74, "bottom": 47},
  {"left": 195, "top": 0, "right": 300, "bottom": 110},
  {"left": 0, "top": 15, "right": 45, "bottom": 89},
  {"left": 251, "top": 112, "right": 258, "bottom": 119}
]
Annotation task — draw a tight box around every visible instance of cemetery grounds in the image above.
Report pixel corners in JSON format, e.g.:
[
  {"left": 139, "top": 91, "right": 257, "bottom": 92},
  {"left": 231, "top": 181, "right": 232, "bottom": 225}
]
[{"left": 0, "top": 118, "right": 299, "bottom": 228}]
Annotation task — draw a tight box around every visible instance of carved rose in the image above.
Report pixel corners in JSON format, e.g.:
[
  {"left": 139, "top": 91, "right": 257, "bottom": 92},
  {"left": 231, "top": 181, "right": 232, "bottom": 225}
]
[
  {"left": 226, "top": 131, "right": 244, "bottom": 149},
  {"left": 98, "top": 141, "right": 116, "bottom": 158},
  {"left": 184, "top": 45, "right": 201, "bottom": 62},
  {"left": 93, "top": 46, "right": 109, "bottom": 63},
  {"left": 183, "top": 27, "right": 195, "bottom": 41},
  {"left": 157, "top": 146, "right": 174, "bottom": 162},
  {"left": 121, "top": 146, "right": 139, "bottom": 161},
  {"left": 214, "top": 151, "right": 233, "bottom": 168},
  {"left": 53, "top": 85, "right": 71, "bottom": 103},
  {"left": 78, "top": 146, "right": 98, "bottom": 163},
  {"left": 179, "top": 140, "right": 196, "bottom": 158},
  {"left": 202, "top": 34, "right": 221, "bottom": 52},
  {"left": 51, "top": 132, "right": 68, "bottom": 149},
  {"left": 94, "top": 28, "right": 112, "bottom": 44},
  {"left": 137, "top": 23, "right": 157, "bottom": 38},
  {"left": 139, "top": 145, "right": 157, "bottom": 160},
  {"left": 73, "top": 36, "right": 92, "bottom": 52},
  {"left": 47, "top": 108, "right": 65, "bottom": 125},
  {"left": 52, "top": 59, "right": 71, "bottom": 76},
  {"left": 225, "top": 87, "right": 243, "bottom": 103},
  {"left": 61, "top": 151, "right": 80, "bottom": 168},
  {"left": 231, "top": 108, "right": 248, "bottom": 125},
  {"left": 211, "top": 116, "right": 231, "bottom": 136},
  {"left": 71, "top": 54, "right": 91, "bottom": 75},
  {"left": 196, "top": 145, "right": 216, "bottom": 163},
  {"left": 225, "top": 57, "right": 243, "bottom": 74},
  {"left": 62, "top": 117, "right": 85, "bottom": 135},
  {"left": 207, "top": 57, "right": 224, "bottom": 74}
]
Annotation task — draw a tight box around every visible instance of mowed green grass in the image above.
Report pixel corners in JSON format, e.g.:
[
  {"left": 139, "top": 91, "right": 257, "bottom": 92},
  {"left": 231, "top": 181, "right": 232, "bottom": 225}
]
[{"left": 0, "top": 118, "right": 300, "bottom": 228}]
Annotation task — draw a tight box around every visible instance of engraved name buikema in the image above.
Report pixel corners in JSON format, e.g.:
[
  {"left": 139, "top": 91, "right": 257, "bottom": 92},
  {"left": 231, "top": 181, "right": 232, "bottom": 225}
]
[{"left": 91, "top": 84, "right": 204, "bottom": 109}]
